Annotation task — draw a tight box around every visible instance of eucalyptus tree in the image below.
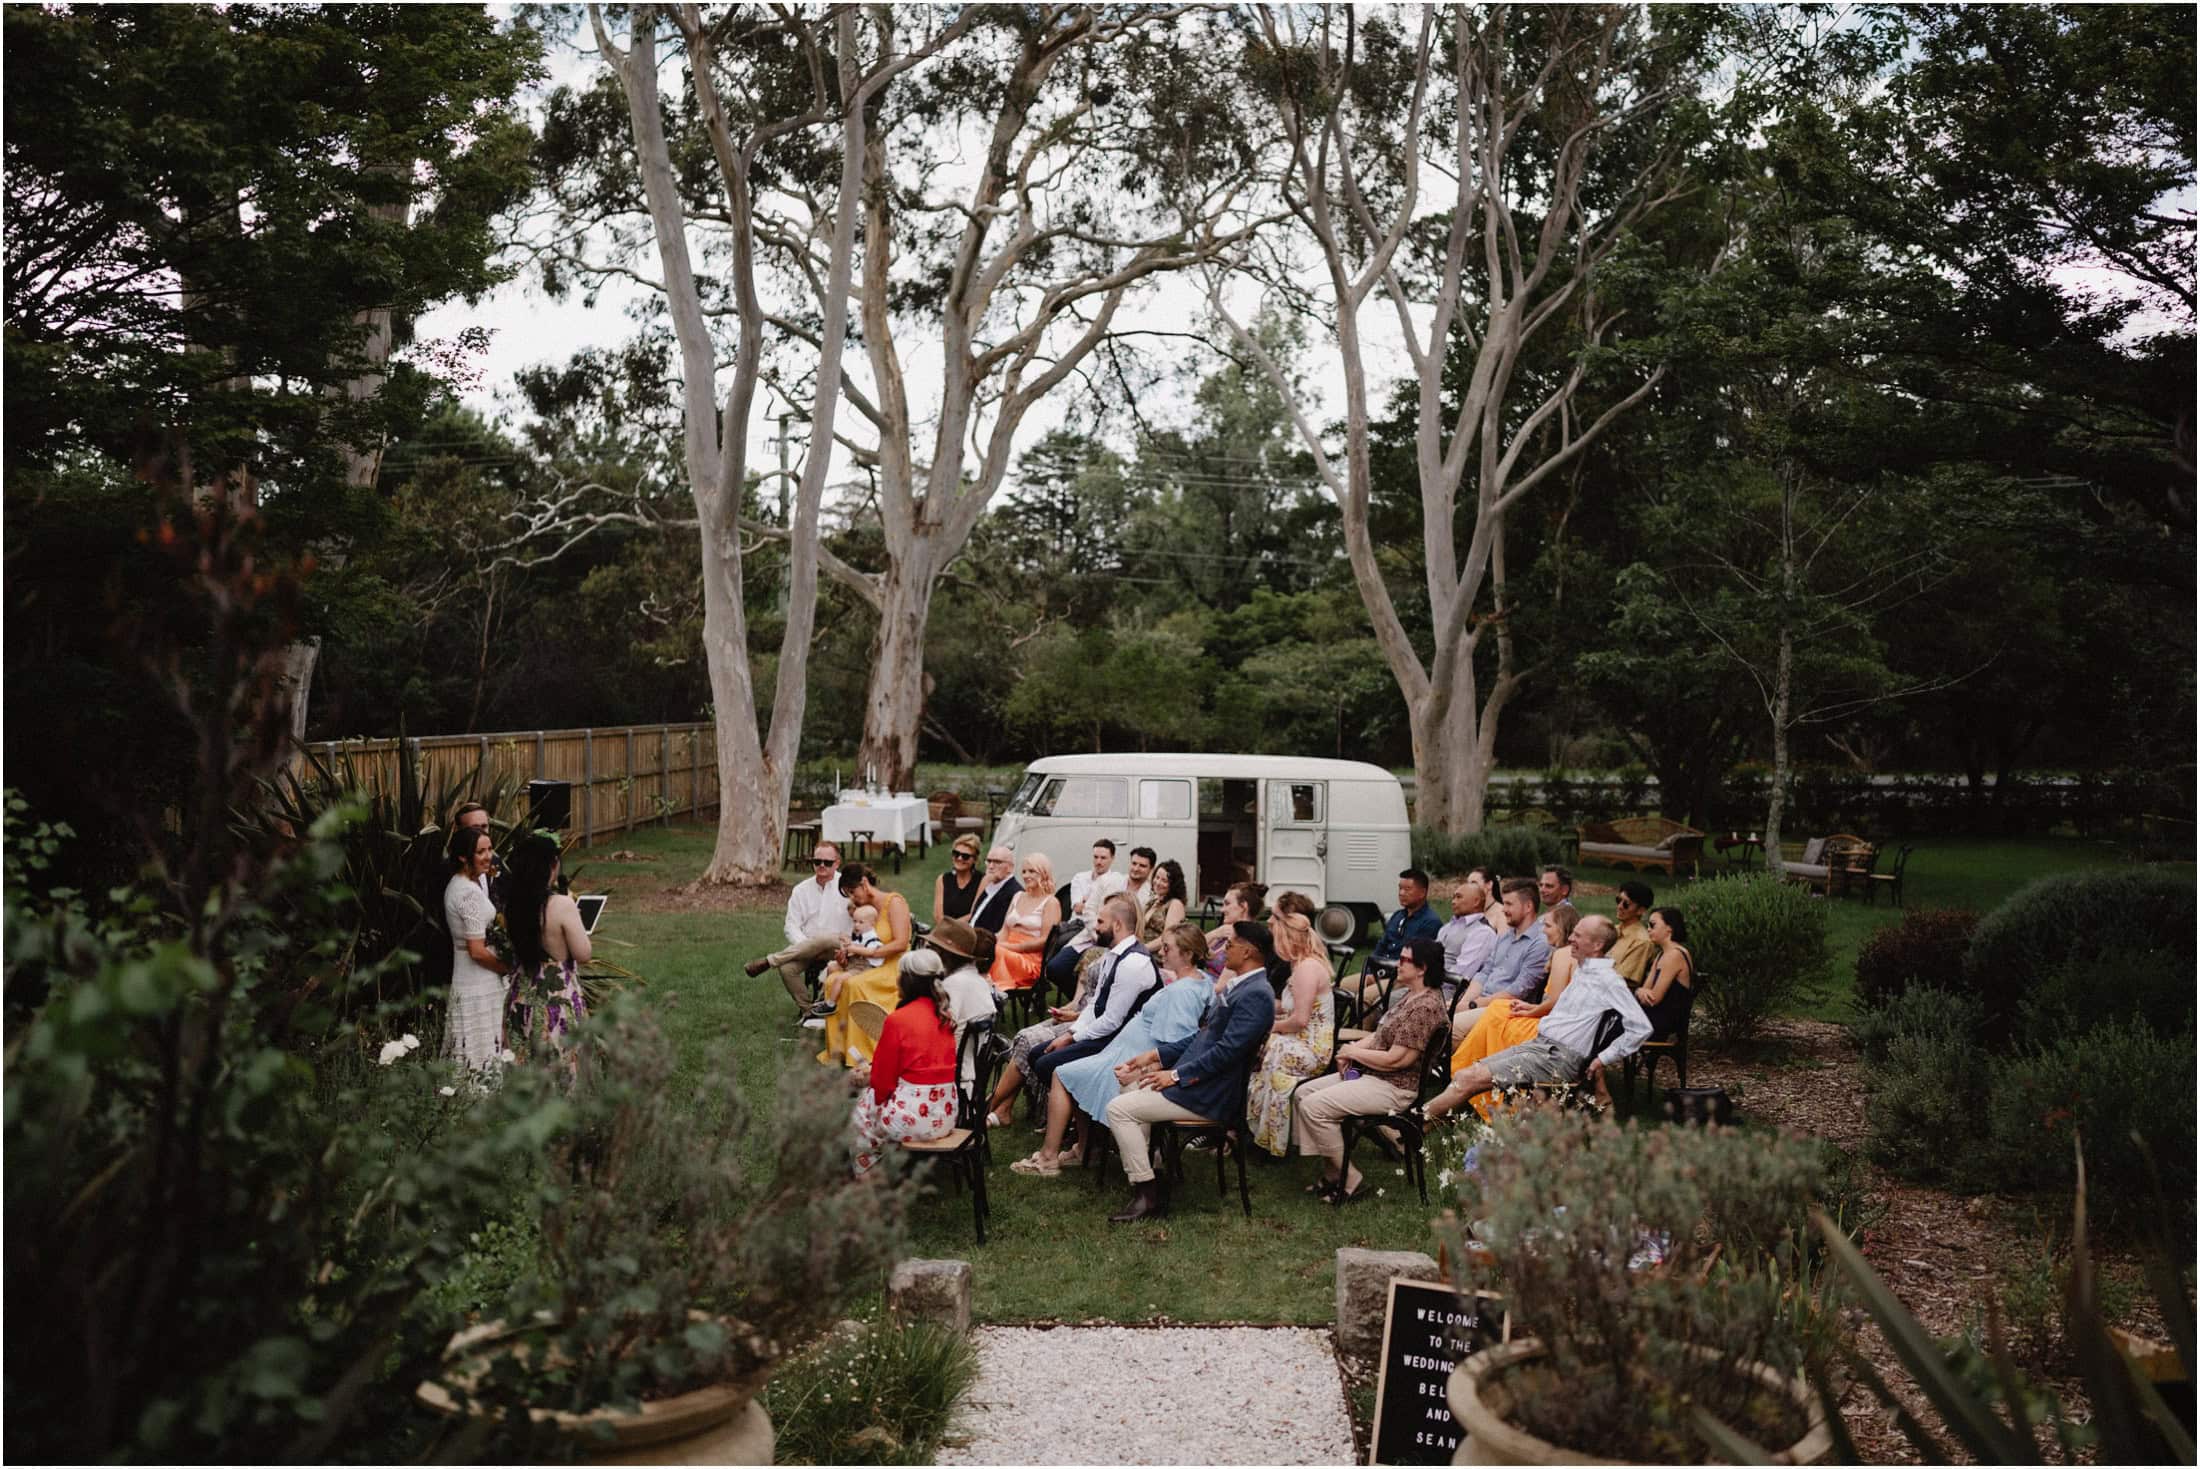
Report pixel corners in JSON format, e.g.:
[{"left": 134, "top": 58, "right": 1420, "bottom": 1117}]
[
  {"left": 802, "top": 5, "right": 1268, "bottom": 792},
  {"left": 572, "top": 3, "right": 948, "bottom": 884},
  {"left": 1212, "top": 3, "right": 1718, "bottom": 833}
]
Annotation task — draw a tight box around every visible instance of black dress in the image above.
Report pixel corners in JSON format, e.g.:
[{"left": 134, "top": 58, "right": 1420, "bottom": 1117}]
[
  {"left": 939, "top": 869, "right": 980, "bottom": 922},
  {"left": 1639, "top": 948, "right": 1694, "bottom": 1040}
]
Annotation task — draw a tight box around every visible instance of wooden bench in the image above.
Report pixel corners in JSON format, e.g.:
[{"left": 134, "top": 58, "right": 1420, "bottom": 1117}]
[{"left": 1575, "top": 816, "right": 1705, "bottom": 877}]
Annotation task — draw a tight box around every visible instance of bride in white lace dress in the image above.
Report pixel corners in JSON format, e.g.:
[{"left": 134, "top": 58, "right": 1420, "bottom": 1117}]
[{"left": 443, "top": 826, "right": 511, "bottom": 1074}]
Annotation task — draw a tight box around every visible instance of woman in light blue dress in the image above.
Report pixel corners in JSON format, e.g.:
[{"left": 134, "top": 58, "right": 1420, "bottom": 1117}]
[{"left": 1006, "top": 924, "right": 1217, "bottom": 1177}]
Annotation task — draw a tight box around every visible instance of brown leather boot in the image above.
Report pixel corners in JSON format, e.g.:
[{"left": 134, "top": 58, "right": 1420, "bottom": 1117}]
[
  {"left": 1108, "top": 1180, "right": 1165, "bottom": 1224},
  {"left": 744, "top": 957, "right": 771, "bottom": 977}
]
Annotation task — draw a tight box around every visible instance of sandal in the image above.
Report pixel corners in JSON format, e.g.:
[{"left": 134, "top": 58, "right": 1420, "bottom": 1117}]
[
  {"left": 1303, "top": 1178, "right": 1341, "bottom": 1197},
  {"left": 1331, "top": 1178, "right": 1372, "bottom": 1206},
  {"left": 984, "top": 1108, "right": 1012, "bottom": 1129},
  {"left": 1009, "top": 1152, "right": 1061, "bottom": 1178}
]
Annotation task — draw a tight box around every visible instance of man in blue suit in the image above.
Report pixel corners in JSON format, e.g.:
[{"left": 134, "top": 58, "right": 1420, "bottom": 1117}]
[{"left": 1101, "top": 920, "right": 1279, "bottom": 1223}]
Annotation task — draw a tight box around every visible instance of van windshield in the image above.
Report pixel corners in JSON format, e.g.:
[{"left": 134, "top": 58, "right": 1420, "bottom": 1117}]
[{"left": 1002, "top": 772, "right": 1045, "bottom": 815}]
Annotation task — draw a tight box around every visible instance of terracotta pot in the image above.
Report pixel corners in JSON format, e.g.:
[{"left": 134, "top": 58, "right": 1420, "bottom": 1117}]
[
  {"left": 416, "top": 1318, "right": 774, "bottom": 1466},
  {"left": 1445, "top": 1338, "right": 1830, "bottom": 1466}
]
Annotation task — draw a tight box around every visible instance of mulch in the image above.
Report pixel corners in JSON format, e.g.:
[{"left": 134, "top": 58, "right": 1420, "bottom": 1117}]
[{"left": 1687, "top": 1019, "right": 2167, "bottom": 1464}]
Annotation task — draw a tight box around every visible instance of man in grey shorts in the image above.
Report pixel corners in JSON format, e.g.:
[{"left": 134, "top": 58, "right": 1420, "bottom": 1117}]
[{"left": 1422, "top": 914, "right": 1651, "bottom": 1118}]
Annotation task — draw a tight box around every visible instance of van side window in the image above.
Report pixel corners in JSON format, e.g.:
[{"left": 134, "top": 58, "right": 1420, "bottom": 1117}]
[
  {"left": 1269, "top": 780, "right": 1324, "bottom": 824},
  {"left": 1034, "top": 776, "right": 1128, "bottom": 819},
  {"left": 1138, "top": 779, "right": 1192, "bottom": 820}
]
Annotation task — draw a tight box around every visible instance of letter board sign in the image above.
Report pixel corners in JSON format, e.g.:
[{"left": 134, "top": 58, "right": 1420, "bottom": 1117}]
[{"left": 1368, "top": 1279, "right": 1508, "bottom": 1466}]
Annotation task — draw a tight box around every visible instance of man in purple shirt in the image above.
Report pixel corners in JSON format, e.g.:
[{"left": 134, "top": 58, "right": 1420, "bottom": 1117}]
[{"left": 1450, "top": 877, "right": 1550, "bottom": 1033}]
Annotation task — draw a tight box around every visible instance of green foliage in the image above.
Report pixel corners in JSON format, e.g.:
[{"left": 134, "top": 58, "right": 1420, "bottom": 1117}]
[
  {"left": 458, "top": 1000, "right": 906, "bottom": 1434},
  {"left": 1853, "top": 908, "right": 1979, "bottom": 1009},
  {"left": 764, "top": 1320, "right": 980, "bottom": 1467},
  {"left": 1982, "top": 1019, "right": 2195, "bottom": 1214},
  {"left": 1682, "top": 876, "right": 1833, "bottom": 1043},
  {"left": 1410, "top": 824, "right": 1566, "bottom": 881},
  {"left": 2014, "top": 939, "right": 2197, "bottom": 1053},
  {"left": 1700, "top": 1153, "right": 2195, "bottom": 1465},
  {"left": 2, "top": 795, "right": 566, "bottom": 1462},
  {"left": 1444, "top": 1111, "right": 1825, "bottom": 1462},
  {"left": 1850, "top": 984, "right": 1987, "bottom": 1066},
  {"left": 1862, "top": 1025, "right": 1992, "bottom": 1185},
  {"left": 1963, "top": 868, "right": 2195, "bottom": 1039}
]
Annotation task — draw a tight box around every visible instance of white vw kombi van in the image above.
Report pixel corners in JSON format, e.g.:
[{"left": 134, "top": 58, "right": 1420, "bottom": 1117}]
[{"left": 990, "top": 753, "right": 1412, "bottom": 933}]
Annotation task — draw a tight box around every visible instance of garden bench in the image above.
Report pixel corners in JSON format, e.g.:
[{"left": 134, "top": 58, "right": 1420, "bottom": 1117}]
[{"left": 1575, "top": 816, "right": 1705, "bottom": 877}]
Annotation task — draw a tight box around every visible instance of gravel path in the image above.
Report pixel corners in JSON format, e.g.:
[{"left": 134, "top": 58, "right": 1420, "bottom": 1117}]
[{"left": 937, "top": 1325, "right": 1356, "bottom": 1466}]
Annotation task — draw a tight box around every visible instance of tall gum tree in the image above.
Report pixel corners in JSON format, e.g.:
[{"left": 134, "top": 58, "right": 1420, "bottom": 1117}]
[
  {"left": 585, "top": 2, "right": 940, "bottom": 884},
  {"left": 749, "top": 5, "right": 1265, "bottom": 792},
  {"left": 1214, "top": 4, "right": 1712, "bottom": 832}
]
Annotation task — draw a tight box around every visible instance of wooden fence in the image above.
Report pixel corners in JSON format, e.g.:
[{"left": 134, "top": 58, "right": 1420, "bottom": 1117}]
[{"left": 296, "top": 722, "right": 721, "bottom": 845}]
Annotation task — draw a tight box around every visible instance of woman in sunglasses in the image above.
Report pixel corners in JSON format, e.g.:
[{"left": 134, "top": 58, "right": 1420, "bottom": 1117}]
[{"left": 934, "top": 832, "right": 984, "bottom": 927}]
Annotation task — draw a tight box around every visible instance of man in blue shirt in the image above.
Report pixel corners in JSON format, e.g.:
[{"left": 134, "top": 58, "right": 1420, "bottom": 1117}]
[
  {"left": 1366, "top": 867, "right": 1442, "bottom": 981},
  {"left": 1450, "top": 877, "right": 1551, "bottom": 1031}
]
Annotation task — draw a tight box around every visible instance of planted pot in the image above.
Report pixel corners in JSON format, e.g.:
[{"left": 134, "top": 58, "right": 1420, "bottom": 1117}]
[
  {"left": 1445, "top": 1338, "right": 1829, "bottom": 1467},
  {"left": 416, "top": 1318, "right": 774, "bottom": 1466}
]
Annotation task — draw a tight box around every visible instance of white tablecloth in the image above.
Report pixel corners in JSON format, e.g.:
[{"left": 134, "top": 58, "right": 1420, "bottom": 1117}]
[{"left": 821, "top": 794, "right": 932, "bottom": 849}]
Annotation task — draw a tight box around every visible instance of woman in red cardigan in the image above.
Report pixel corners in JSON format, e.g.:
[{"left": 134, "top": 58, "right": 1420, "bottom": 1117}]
[{"left": 850, "top": 949, "right": 961, "bottom": 1174}]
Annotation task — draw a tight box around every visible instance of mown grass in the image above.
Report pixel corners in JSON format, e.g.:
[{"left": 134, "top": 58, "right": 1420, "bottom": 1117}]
[{"left": 570, "top": 817, "right": 2185, "bottom": 1322}]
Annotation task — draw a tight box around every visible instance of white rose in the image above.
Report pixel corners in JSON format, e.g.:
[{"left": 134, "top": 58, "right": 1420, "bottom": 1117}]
[
  {"left": 439, "top": 1086, "right": 457, "bottom": 1098},
  {"left": 377, "top": 1040, "right": 408, "bottom": 1066},
  {"left": 401, "top": 1033, "right": 422, "bottom": 1052}
]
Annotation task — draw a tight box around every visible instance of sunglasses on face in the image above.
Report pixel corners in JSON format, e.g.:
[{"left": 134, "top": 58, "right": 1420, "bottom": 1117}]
[
  {"left": 813, "top": 858, "right": 836, "bottom": 867},
  {"left": 953, "top": 851, "right": 975, "bottom": 861}
]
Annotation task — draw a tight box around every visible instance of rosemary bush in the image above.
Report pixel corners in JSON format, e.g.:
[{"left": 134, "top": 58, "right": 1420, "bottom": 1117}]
[{"left": 1445, "top": 1109, "right": 1826, "bottom": 1463}]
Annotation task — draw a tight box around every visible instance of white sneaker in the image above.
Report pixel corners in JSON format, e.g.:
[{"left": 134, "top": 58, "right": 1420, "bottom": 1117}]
[{"left": 800, "top": 1017, "right": 826, "bottom": 1030}]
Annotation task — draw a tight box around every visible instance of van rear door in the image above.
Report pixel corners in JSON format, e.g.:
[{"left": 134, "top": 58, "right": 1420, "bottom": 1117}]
[{"left": 1261, "top": 779, "right": 1327, "bottom": 905}]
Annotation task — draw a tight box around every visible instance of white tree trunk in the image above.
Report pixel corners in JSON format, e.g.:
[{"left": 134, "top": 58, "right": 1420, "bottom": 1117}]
[{"left": 854, "top": 556, "right": 936, "bottom": 795}]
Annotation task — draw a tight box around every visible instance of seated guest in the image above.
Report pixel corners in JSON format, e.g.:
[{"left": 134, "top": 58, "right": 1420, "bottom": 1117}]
[
  {"left": 744, "top": 841, "right": 853, "bottom": 1018},
  {"left": 1423, "top": 915, "right": 1651, "bottom": 1120},
  {"left": 980, "top": 947, "right": 1094, "bottom": 1131},
  {"left": 969, "top": 846, "right": 1022, "bottom": 931},
  {"left": 817, "top": 901, "right": 883, "bottom": 1010},
  {"left": 1020, "top": 894, "right": 1159, "bottom": 1118},
  {"left": 1102, "top": 921, "right": 1280, "bottom": 1222},
  {"left": 1435, "top": 869, "right": 1499, "bottom": 1002},
  {"left": 1245, "top": 910, "right": 1336, "bottom": 1157},
  {"left": 927, "top": 919, "right": 1000, "bottom": 1070},
  {"left": 1538, "top": 864, "right": 1576, "bottom": 912},
  {"left": 1450, "top": 878, "right": 1550, "bottom": 1027},
  {"left": 1042, "top": 839, "right": 1129, "bottom": 998},
  {"left": 1271, "top": 889, "right": 1319, "bottom": 923},
  {"left": 1608, "top": 880, "right": 1656, "bottom": 984},
  {"left": 1124, "top": 846, "right": 1158, "bottom": 908},
  {"left": 815, "top": 864, "right": 913, "bottom": 1068},
  {"left": 1635, "top": 906, "right": 1695, "bottom": 1039},
  {"left": 988, "top": 853, "right": 1061, "bottom": 993},
  {"left": 1138, "top": 859, "right": 1189, "bottom": 944},
  {"left": 1204, "top": 881, "right": 1268, "bottom": 974},
  {"left": 1364, "top": 867, "right": 1442, "bottom": 985},
  {"left": 848, "top": 951, "right": 961, "bottom": 1174},
  {"left": 933, "top": 833, "right": 985, "bottom": 926},
  {"left": 1294, "top": 938, "right": 1449, "bottom": 1203},
  {"left": 1011, "top": 923, "right": 1215, "bottom": 1176},
  {"left": 1442, "top": 904, "right": 1581, "bottom": 1121}
]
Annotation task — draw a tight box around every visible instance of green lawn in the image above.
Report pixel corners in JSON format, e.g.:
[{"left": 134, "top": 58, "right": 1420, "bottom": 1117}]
[{"left": 569, "top": 818, "right": 2186, "bottom": 1323}]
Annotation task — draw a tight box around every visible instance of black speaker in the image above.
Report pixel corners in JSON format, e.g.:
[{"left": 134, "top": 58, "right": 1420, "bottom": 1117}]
[{"left": 528, "top": 779, "right": 573, "bottom": 831}]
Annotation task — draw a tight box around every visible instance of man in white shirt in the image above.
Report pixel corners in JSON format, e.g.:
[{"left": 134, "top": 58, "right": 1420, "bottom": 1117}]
[
  {"left": 1422, "top": 914, "right": 1650, "bottom": 1117},
  {"left": 1435, "top": 869, "right": 1498, "bottom": 1002},
  {"left": 1017, "top": 894, "right": 1159, "bottom": 1123},
  {"left": 1042, "top": 839, "right": 1128, "bottom": 997},
  {"left": 744, "top": 842, "right": 854, "bottom": 1016},
  {"left": 1123, "top": 846, "right": 1157, "bottom": 909},
  {"left": 969, "top": 846, "right": 1022, "bottom": 932}
]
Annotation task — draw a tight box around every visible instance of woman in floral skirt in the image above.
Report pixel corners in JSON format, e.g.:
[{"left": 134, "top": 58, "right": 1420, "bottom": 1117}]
[
  {"left": 850, "top": 953, "right": 961, "bottom": 1174},
  {"left": 1245, "top": 909, "right": 1335, "bottom": 1155},
  {"left": 501, "top": 830, "right": 591, "bottom": 1055}
]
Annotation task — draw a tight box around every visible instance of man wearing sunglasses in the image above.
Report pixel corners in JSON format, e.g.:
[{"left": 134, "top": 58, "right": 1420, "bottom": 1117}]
[
  {"left": 968, "top": 844, "right": 1022, "bottom": 933},
  {"left": 745, "top": 843, "right": 854, "bottom": 1018}
]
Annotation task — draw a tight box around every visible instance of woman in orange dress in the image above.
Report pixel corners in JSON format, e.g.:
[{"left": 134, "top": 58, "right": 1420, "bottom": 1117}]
[{"left": 988, "top": 852, "right": 1059, "bottom": 991}]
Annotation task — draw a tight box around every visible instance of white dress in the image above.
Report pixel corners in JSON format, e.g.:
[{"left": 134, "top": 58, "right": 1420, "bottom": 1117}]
[{"left": 443, "top": 875, "right": 506, "bottom": 1073}]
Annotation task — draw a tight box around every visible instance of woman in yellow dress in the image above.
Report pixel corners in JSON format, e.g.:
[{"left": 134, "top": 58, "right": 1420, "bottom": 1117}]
[
  {"left": 1448, "top": 903, "right": 1580, "bottom": 1120},
  {"left": 817, "top": 863, "right": 913, "bottom": 1068}
]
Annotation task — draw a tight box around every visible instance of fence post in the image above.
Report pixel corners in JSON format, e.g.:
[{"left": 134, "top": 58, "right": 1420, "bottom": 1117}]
[
  {"left": 690, "top": 725, "right": 700, "bottom": 816},
  {"left": 660, "top": 725, "right": 671, "bottom": 826},
  {"left": 533, "top": 729, "right": 545, "bottom": 795},
  {"left": 583, "top": 729, "right": 594, "bottom": 847},
  {"left": 625, "top": 727, "right": 636, "bottom": 833}
]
